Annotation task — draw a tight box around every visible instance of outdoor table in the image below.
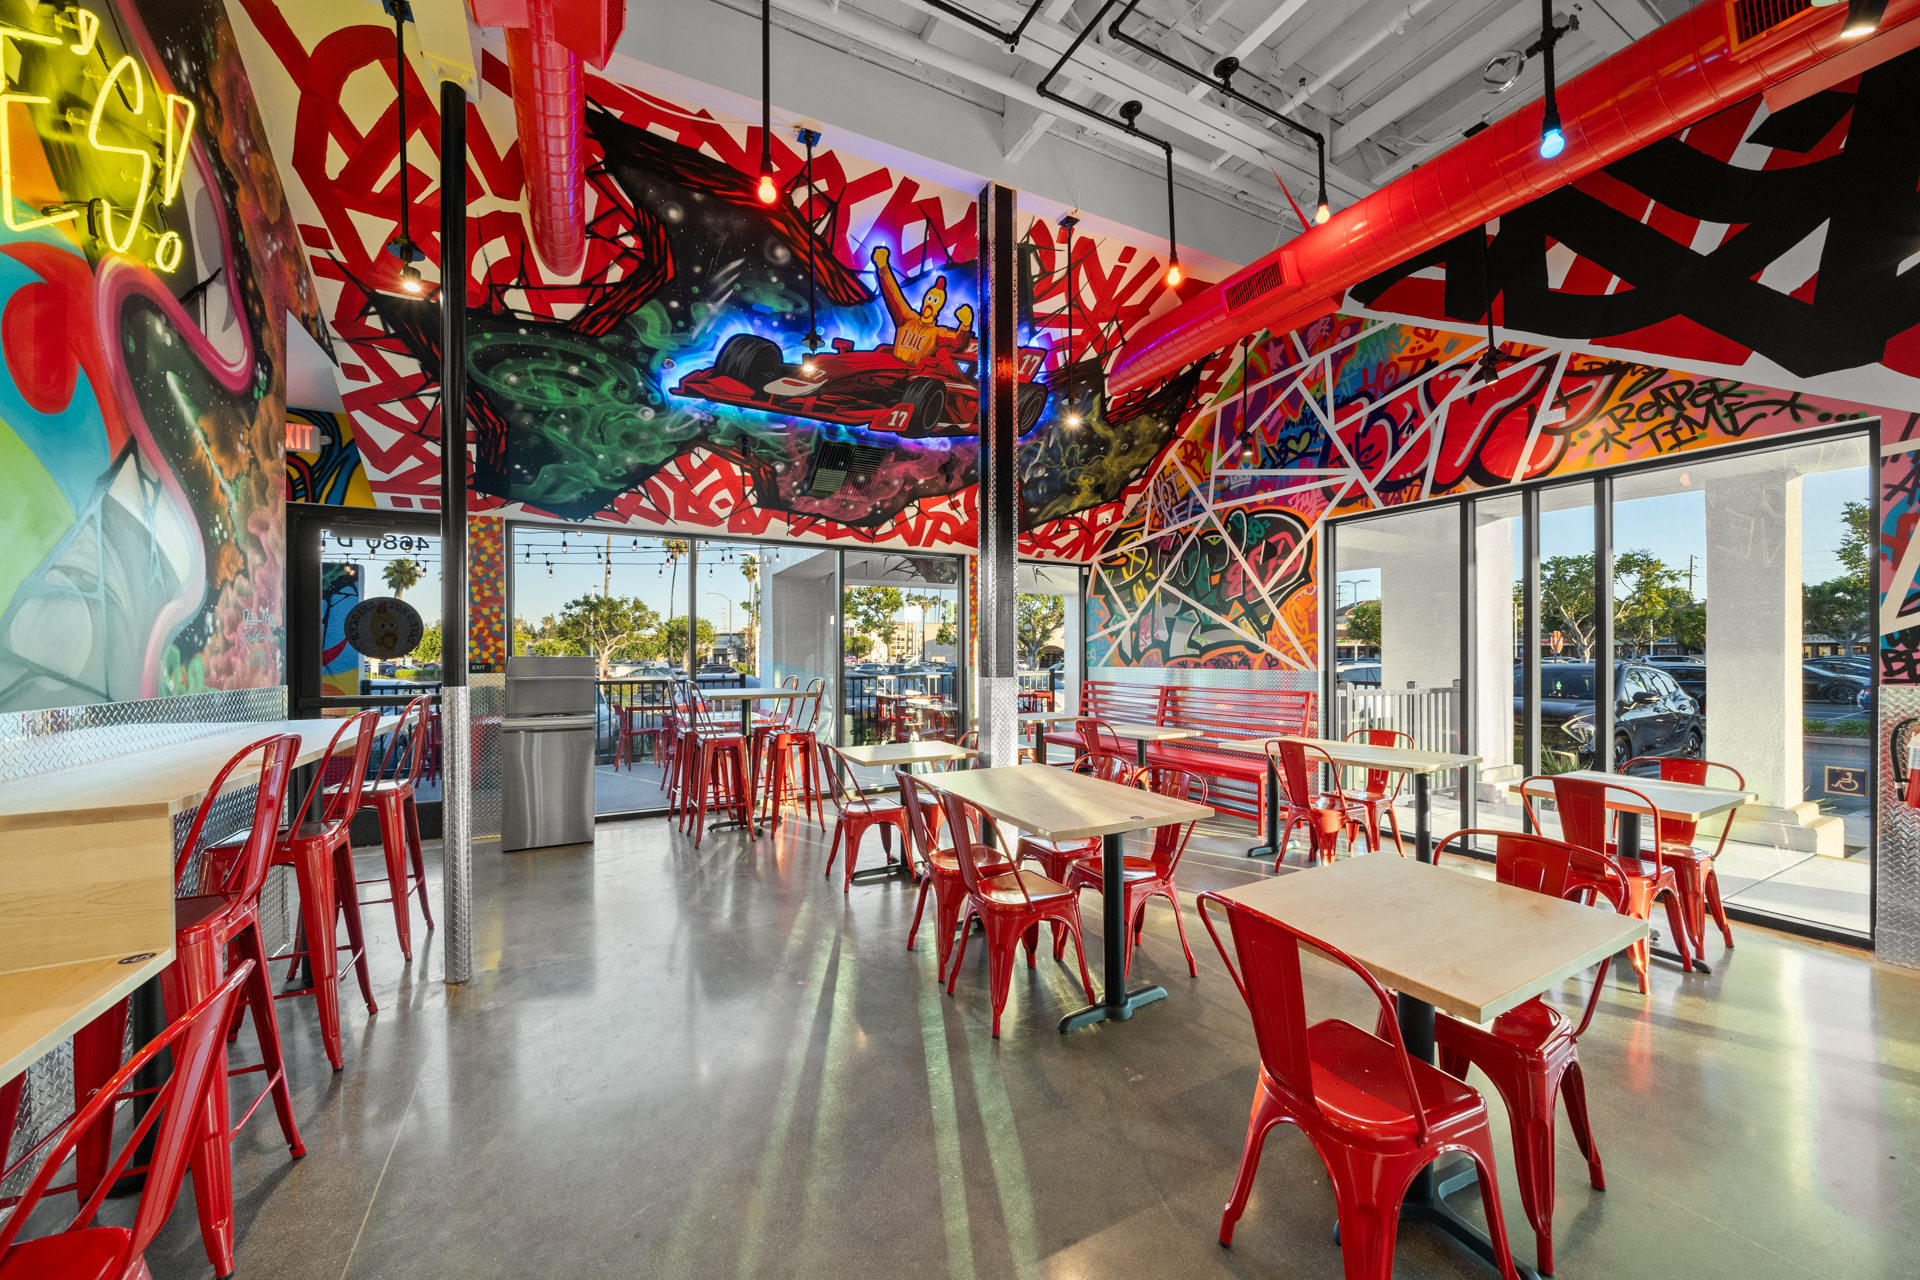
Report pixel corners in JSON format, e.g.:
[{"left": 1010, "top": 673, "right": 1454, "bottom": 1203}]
[
  {"left": 838, "top": 741, "right": 976, "bottom": 771},
  {"left": 1218, "top": 855, "right": 1646, "bottom": 1280},
  {"left": 0, "top": 716, "right": 401, "bottom": 1090},
  {"left": 921, "top": 764, "right": 1212, "bottom": 1032},
  {"left": 1510, "top": 769, "right": 1753, "bottom": 972},
  {"left": 699, "top": 686, "right": 808, "bottom": 737},
  {"left": 1215, "top": 735, "right": 1481, "bottom": 863}
]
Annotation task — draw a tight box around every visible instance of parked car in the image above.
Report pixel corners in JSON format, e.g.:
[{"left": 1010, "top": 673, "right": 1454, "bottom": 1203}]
[
  {"left": 1514, "top": 661, "right": 1703, "bottom": 770},
  {"left": 1647, "top": 661, "right": 1706, "bottom": 713},
  {"left": 1803, "top": 662, "right": 1870, "bottom": 705},
  {"left": 1337, "top": 661, "right": 1381, "bottom": 687},
  {"left": 1858, "top": 686, "right": 1872, "bottom": 713}
]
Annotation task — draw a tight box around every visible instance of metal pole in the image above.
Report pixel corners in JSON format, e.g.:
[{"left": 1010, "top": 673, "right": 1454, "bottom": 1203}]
[
  {"left": 438, "top": 79, "right": 472, "bottom": 985},
  {"left": 975, "top": 183, "right": 1020, "bottom": 767},
  {"left": 1459, "top": 498, "right": 1477, "bottom": 828},
  {"left": 1593, "top": 476, "right": 1614, "bottom": 772},
  {"left": 1522, "top": 488, "right": 1541, "bottom": 826},
  {"left": 687, "top": 542, "right": 699, "bottom": 675}
]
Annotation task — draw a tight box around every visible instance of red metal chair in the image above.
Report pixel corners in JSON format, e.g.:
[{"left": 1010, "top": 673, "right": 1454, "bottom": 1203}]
[
  {"left": 62, "top": 736, "right": 308, "bottom": 1275},
  {"left": 1075, "top": 716, "right": 1130, "bottom": 762},
  {"left": 755, "top": 679, "right": 823, "bottom": 828},
  {"left": 1269, "top": 739, "right": 1367, "bottom": 869},
  {"left": 1421, "top": 829, "right": 1629, "bottom": 1275},
  {"left": 819, "top": 743, "right": 909, "bottom": 889},
  {"left": 1621, "top": 755, "right": 1742, "bottom": 958},
  {"left": 680, "top": 684, "right": 758, "bottom": 846},
  {"left": 1064, "top": 768, "right": 1206, "bottom": 979},
  {"left": 329, "top": 696, "right": 436, "bottom": 960},
  {"left": 1343, "top": 727, "right": 1411, "bottom": 855},
  {"left": 1196, "top": 892, "right": 1522, "bottom": 1278},
  {"left": 899, "top": 772, "right": 1016, "bottom": 973},
  {"left": 270, "top": 711, "right": 382, "bottom": 1070},
  {"left": 0, "top": 963, "right": 254, "bottom": 1280},
  {"left": 940, "top": 791, "right": 1097, "bottom": 1037},
  {"left": 614, "top": 697, "right": 662, "bottom": 771},
  {"left": 1522, "top": 773, "right": 1692, "bottom": 989}
]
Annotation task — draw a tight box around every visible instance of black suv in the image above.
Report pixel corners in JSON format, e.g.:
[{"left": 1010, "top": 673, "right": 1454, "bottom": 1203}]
[{"left": 1515, "top": 661, "right": 1703, "bottom": 770}]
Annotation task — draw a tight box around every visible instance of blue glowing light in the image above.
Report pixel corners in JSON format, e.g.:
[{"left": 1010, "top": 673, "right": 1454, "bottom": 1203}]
[{"left": 1539, "top": 127, "right": 1565, "bottom": 159}]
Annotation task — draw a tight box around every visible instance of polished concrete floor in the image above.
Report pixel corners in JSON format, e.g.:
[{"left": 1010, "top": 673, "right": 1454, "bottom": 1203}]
[{"left": 101, "top": 803, "right": 1920, "bottom": 1278}]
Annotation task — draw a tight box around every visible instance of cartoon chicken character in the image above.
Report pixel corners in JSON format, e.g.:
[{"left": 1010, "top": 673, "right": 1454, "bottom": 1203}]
[
  {"left": 871, "top": 245, "right": 974, "bottom": 373},
  {"left": 368, "top": 602, "right": 403, "bottom": 656}
]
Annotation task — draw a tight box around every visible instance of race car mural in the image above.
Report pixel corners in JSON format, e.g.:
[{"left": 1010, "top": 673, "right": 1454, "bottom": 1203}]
[{"left": 673, "top": 247, "right": 1050, "bottom": 437}]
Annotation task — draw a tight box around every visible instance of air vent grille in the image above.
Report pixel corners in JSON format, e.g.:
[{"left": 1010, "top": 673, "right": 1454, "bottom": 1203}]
[
  {"left": 1224, "top": 261, "right": 1284, "bottom": 312},
  {"left": 807, "top": 439, "right": 891, "bottom": 497},
  {"left": 1728, "top": 0, "right": 1815, "bottom": 49}
]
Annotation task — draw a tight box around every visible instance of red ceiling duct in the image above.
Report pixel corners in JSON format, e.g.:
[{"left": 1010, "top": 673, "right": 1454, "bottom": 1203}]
[
  {"left": 1110, "top": 0, "right": 1920, "bottom": 394},
  {"left": 468, "top": 0, "right": 625, "bottom": 277}
]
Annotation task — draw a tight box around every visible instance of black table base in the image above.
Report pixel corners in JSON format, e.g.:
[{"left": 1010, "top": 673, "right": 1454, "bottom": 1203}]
[
  {"left": 1616, "top": 811, "right": 1708, "bottom": 974},
  {"left": 1246, "top": 757, "right": 1435, "bottom": 864},
  {"left": 1058, "top": 832, "right": 1167, "bottom": 1033}
]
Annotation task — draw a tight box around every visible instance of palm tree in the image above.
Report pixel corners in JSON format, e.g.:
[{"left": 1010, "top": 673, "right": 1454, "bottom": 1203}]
[
  {"left": 663, "top": 539, "right": 691, "bottom": 668},
  {"left": 383, "top": 558, "right": 423, "bottom": 598},
  {"left": 740, "top": 555, "right": 760, "bottom": 670}
]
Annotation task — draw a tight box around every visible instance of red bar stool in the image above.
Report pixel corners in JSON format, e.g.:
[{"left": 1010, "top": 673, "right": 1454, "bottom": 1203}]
[
  {"left": 1621, "top": 755, "right": 1742, "bottom": 959},
  {"left": 272, "top": 711, "right": 383, "bottom": 1069},
  {"left": 1196, "top": 893, "right": 1522, "bottom": 1277},
  {"left": 939, "top": 791, "right": 1097, "bottom": 1037},
  {"left": 63, "top": 735, "right": 308, "bottom": 1276},
  {"left": 819, "top": 743, "right": 909, "bottom": 888},
  {"left": 331, "top": 696, "right": 435, "bottom": 960},
  {"left": 0, "top": 964, "right": 254, "bottom": 1280},
  {"left": 681, "top": 685, "right": 757, "bottom": 846}
]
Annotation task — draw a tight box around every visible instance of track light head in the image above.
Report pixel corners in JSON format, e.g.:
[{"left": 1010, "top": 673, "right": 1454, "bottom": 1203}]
[{"left": 1118, "top": 99, "right": 1144, "bottom": 129}]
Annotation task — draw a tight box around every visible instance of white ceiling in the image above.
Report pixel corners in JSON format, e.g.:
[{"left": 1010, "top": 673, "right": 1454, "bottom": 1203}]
[{"left": 627, "top": 0, "right": 1693, "bottom": 267}]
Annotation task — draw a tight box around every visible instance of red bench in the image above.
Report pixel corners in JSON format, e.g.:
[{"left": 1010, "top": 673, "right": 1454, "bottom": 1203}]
[{"left": 1043, "top": 681, "right": 1317, "bottom": 827}]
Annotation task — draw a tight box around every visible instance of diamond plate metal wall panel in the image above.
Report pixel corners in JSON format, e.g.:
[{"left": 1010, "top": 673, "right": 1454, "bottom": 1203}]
[
  {"left": 1878, "top": 686, "right": 1920, "bottom": 967},
  {"left": 470, "top": 674, "right": 504, "bottom": 843},
  {"left": 0, "top": 686, "right": 286, "bottom": 783}
]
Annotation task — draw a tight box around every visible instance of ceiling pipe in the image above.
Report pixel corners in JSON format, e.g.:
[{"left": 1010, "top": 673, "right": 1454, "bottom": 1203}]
[
  {"left": 1110, "top": 0, "right": 1920, "bottom": 394},
  {"left": 468, "top": 0, "right": 625, "bottom": 277},
  {"left": 1277, "top": 0, "right": 1440, "bottom": 118}
]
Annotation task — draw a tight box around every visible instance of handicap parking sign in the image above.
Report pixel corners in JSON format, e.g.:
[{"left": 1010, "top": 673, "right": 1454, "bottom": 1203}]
[{"left": 1824, "top": 766, "right": 1867, "bottom": 797}]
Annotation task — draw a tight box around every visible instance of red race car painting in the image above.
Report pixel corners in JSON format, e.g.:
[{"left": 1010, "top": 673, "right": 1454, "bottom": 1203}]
[{"left": 674, "top": 250, "right": 1050, "bottom": 437}]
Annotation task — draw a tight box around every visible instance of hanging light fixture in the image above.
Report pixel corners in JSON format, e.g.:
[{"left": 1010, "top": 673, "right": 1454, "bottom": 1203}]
[
  {"left": 756, "top": 0, "right": 777, "bottom": 203},
  {"left": 382, "top": 3, "right": 426, "bottom": 294},
  {"left": 1059, "top": 213, "right": 1080, "bottom": 427},
  {"left": 1537, "top": 0, "right": 1566, "bottom": 159},
  {"left": 1838, "top": 0, "right": 1887, "bottom": 38},
  {"left": 798, "top": 126, "right": 824, "bottom": 374}
]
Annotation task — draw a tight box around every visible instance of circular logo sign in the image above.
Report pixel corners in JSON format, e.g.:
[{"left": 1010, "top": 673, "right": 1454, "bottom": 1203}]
[{"left": 344, "top": 597, "right": 425, "bottom": 660}]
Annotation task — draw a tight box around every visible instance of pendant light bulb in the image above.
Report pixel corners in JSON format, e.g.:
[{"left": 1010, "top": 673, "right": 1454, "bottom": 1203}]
[
  {"left": 399, "top": 264, "right": 423, "bottom": 293},
  {"left": 757, "top": 171, "right": 777, "bottom": 204},
  {"left": 1539, "top": 125, "right": 1564, "bottom": 159},
  {"left": 1841, "top": 0, "right": 1886, "bottom": 37},
  {"left": 1314, "top": 198, "right": 1331, "bottom": 226},
  {"left": 1165, "top": 258, "right": 1183, "bottom": 288}
]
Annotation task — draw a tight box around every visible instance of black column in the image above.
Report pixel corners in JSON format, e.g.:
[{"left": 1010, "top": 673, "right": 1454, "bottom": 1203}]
[
  {"left": 686, "top": 542, "right": 699, "bottom": 676},
  {"left": 1458, "top": 497, "right": 1477, "bottom": 826},
  {"left": 1521, "top": 487, "right": 1541, "bottom": 825},
  {"left": 1593, "top": 476, "right": 1614, "bottom": 772},
  {"left": 975, "top": 183, "right": 1019, "bottom": 766},
  {"left": 439, "top": 79, "right": 471, "bottom": 984}
]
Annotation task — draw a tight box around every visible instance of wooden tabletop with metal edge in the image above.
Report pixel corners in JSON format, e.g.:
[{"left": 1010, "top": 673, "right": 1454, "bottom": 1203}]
[
  {"left": 922, "top": 764, "right": 1213, "bottom": 1034},
  {"left": 0, "top": 715, "right": 401, "bottom": 1084},
  {"left": 1508, "top": 769, "right": 1753, "bottom": 821},
  {"left": 1216, "top": 854, "right": 1643, "bottom": 1280}
]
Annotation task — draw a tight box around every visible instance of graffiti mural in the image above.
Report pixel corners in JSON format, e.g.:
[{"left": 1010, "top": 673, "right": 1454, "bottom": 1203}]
[
  {"left": 232, "top": 5, "right": 1204, "bottom": 552},
  {"left": 1351, "top": 51, "right": 1920, "bottom": 397},
  {"left": 286, "top": 407, "right": 374, "bottom": 506},
  {"left": 0, "top": 0, "right": 321, "bottom": 712},
  {"left": 1092, "top": 314, "right": 1901, "bottom": 670},
  {"left": 469, "top": 518, "right": 505, "bottom": 673},
  {"left": 320, "top": 561, "right": 361, "bottom": 699}
]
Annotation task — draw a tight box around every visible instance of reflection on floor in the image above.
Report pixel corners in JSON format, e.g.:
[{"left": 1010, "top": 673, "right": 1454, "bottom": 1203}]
[{"left": 98, "top": 805, "right": 1916, "bottom": 1279}]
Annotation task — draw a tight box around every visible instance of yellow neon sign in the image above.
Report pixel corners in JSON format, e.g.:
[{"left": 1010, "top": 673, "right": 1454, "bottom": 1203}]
[{"left": 0, "top": 10, "right": 197, "bottom": 271}]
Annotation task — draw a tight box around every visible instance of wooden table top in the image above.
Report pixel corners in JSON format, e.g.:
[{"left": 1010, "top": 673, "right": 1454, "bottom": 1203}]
[
  {"left": 3, "top": 951, "right": 171, "bottom": 1084},
  {"left": 1102, "top": 722, "right": 1201, "bottom": 742},
  {"left": 1215, "top": 734, "right": 1481, "bottom": 776},
  {"left": 920, "top": 764, "right": 1212, "bottom": 841},
  {"left": 838, "top": 741, "right": 977, "bottom": 766},
  {"left": 1509, "top": 770, "right": 1753, "bottom": 821},
  {"left": 1017, "top": 711, "right": 1081, "bottom": 725},
  {"left": 700, "top": 688, "right": 808, "bottom": 701},
  {"left": 0, "top": 715, "right": 402, "bottom": 829},
  {"left": 1216, "top": 855, "right": 1647, "bottom": 1023}
]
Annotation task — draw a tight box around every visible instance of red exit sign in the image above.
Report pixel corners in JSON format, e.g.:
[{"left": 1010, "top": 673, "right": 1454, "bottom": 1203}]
[{"left": 286, "top": 419, "right": 317, "bottom": 452}]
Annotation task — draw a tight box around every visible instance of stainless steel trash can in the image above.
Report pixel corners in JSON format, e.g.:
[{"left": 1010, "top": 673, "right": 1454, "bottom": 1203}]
[{"left": 503, "top": 656, "right": 597, "bottom": 851}]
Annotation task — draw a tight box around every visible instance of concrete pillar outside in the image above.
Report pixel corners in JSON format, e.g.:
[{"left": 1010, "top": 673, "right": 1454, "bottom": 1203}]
[
  {"left": 1378, "top": 539, "right": 1461, "bottom": 691},
  {"left": 1705, "top": 465, "right": 1840, "bottom": 854},
  {"left": 761, "top": 547, "right": 838, "bottom": 736},
  {"left": 1475, "top": 511, "right": 1517, "bottom": 787}
]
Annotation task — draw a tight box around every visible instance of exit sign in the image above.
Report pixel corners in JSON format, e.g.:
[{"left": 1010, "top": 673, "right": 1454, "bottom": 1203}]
[{"left": 286, "top": 419, "right": 317, "bottom": 452}]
